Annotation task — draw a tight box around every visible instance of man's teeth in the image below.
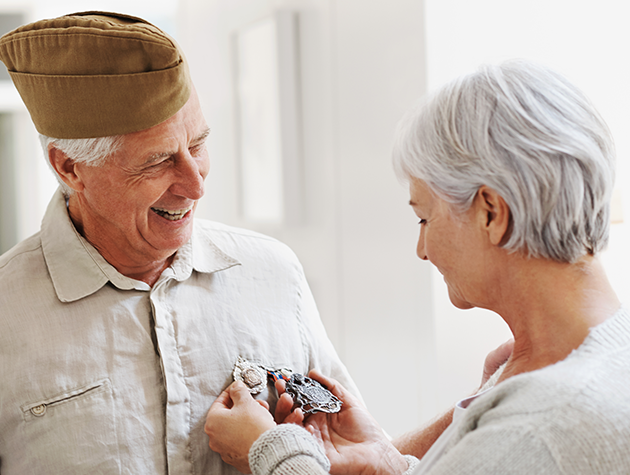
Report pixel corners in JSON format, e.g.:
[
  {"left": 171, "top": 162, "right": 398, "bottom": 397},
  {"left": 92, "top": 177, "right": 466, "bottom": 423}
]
[{"left": 151, "top": 206, "right": 192, "bottom": 221}]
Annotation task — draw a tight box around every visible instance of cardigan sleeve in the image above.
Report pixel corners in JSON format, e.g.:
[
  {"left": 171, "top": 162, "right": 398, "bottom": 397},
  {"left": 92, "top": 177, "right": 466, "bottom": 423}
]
[
  {"left": 249, "top": 424, "right": 330, "bottom": 475},
  {"left": 249, "top": 424, "right": 420, "bottom": 475}
]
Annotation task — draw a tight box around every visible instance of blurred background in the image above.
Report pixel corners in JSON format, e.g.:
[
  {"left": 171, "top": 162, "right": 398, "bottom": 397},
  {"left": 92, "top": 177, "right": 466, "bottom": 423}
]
[{"left": 0, "top": 0, "right": 628, "bottom": 438}]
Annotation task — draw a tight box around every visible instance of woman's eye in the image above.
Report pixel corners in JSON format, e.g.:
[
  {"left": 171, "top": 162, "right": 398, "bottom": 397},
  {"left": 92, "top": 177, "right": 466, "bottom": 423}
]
[{"left": 418, "top": 219, "right": 427, "bottom": 225}]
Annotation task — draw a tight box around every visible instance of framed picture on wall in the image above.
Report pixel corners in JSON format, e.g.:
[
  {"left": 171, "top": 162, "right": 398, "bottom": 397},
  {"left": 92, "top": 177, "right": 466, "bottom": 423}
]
[{"left": 233, "top": 11, "right": 303, "bottom": 225}]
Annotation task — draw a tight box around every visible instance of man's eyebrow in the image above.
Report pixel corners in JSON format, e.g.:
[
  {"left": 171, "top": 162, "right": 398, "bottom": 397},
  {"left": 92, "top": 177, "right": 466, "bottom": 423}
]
[
  {"left": 409, "top": 200, "right": 416, "bottom": 206},
  {"left": 192, "top": 127, "right": 211, "bottom": 144},
  {"left": 141, "top": 128, "right": 211, "bottom": 165},
  {"left": 143, "top": 151, "right": 171, "bottom": 165}
]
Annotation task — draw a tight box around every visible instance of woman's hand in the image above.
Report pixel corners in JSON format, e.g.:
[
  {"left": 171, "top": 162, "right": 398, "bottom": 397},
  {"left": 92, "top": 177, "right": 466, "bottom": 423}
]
[
  {"left": 204, "top": 381, "right": 277, "bottom": 474},
  {"left": 273, "top": 379, "right": 305, "bottom": 425},
  {"left": 304, "top": 371, "right": 408, "bottom": 475}
]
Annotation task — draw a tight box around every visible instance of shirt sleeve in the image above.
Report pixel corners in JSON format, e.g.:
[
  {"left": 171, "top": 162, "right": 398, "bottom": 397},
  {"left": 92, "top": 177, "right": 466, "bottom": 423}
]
[{"left": 249, "top": 424, "right": 330, "bottom": 475}]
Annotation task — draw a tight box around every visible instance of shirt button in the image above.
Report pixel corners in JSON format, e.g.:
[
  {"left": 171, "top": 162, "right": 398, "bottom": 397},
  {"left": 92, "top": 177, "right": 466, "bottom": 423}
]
[{"left": 31, "top": 405, "right": 46, "bottom": 417}]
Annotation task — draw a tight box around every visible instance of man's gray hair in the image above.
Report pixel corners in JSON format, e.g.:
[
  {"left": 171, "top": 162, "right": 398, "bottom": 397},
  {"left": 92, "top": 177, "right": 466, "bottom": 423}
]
[
  {"left": 393, "top": 60, "right": 615, "bottom": 263},
  {"left": 39, "top": 134, "right": 125, "bottom": 195}
]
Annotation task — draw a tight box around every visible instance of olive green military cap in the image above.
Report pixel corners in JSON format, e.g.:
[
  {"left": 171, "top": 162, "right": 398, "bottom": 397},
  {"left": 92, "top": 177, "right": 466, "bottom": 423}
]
[{"left": 0, "top": 11, "right": 191, "bottom": 138}]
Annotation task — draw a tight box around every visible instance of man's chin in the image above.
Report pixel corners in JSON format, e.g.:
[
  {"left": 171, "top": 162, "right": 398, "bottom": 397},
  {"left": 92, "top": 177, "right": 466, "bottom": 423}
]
[{"left": 149, "top": 225, "right": 194, "bottom": 254}]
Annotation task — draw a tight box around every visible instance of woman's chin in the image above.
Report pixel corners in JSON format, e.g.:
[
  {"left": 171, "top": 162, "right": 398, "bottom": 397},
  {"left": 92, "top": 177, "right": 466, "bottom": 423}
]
[{"left": 448, "top": 292, "right": 474, "bottom": 310}]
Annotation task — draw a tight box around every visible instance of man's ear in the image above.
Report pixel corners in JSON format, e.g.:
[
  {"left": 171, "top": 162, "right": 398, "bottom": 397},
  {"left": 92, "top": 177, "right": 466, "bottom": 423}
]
[
  {"left": 48, "top": 146, "right": 85, "bottom": 192},
  {"left": 476, "top": 185, "right": 511, "bottom": 246}
]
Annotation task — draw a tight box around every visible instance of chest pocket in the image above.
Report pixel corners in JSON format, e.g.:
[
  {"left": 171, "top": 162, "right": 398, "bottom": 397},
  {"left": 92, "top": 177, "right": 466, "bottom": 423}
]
[{"left": 16, "top": 378, "right": 121, "bottom": 474}]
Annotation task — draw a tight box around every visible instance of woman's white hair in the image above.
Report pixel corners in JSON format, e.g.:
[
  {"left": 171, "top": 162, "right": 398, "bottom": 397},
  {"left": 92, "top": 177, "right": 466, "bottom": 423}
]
[
  {"left": 393, "top": 60, "right": 615, "bottom": 263},
  {"left": 39, "top": 134, "right": 125, "bottom": 195}
]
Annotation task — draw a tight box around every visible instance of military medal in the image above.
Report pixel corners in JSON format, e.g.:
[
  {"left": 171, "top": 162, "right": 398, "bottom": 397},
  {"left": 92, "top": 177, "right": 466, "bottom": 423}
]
[
  {"left": 233, "top": 357, "right": 342, "bottom": 414},
  {"left": 284, "top": 373, "right": 342, "bottom": 414},
  {"left": 233, "top": 356, "right": 267, "bottom": 394}
]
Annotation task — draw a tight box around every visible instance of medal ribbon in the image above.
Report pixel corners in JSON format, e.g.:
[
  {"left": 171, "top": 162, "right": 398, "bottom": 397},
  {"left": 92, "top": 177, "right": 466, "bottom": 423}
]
[{"left": 266, "top": 368, "right": 292, "bottom": 383}]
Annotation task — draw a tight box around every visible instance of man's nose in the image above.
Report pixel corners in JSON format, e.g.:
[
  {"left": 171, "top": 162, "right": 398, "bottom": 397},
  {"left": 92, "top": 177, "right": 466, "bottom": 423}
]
[{"left": 171, "top": 152, "right": 208, "bottom": 200}]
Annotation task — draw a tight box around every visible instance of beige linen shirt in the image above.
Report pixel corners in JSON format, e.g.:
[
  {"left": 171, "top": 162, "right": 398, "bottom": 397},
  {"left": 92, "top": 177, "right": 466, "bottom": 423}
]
[{"left": 0, "top": 189, "right": 358, "bottom": 474}]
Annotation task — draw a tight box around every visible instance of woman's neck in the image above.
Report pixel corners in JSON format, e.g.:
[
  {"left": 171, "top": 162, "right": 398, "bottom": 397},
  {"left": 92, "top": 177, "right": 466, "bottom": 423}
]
[{"left": 492, "top": 254, "right": 620, "bottom": 381}]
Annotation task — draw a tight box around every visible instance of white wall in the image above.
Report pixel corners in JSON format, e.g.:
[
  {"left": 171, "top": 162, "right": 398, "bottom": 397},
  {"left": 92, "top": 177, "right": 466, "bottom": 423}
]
[{"left": 179, "top": 0, "right": 437, "bottom": 436}]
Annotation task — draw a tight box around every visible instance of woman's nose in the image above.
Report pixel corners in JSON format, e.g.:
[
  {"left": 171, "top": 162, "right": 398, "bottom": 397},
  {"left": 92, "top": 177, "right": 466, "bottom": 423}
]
[{"left": 416, "top": 232, "right": 428, "bottom": 261}]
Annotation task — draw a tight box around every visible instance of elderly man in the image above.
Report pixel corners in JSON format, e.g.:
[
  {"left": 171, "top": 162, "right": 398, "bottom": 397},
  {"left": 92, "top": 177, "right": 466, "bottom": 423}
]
[{"left": 0, "top": 11, "right": 359, "bottom": 474}]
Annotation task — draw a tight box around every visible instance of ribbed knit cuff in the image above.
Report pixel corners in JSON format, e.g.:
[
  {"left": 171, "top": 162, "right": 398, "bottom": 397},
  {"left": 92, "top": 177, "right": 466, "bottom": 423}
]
[
  {"left": 402, "top": 454, "right": 421, "bottom": 474},
  {"left": 249, "top": 424, "right": 331, "bottom": 475}
]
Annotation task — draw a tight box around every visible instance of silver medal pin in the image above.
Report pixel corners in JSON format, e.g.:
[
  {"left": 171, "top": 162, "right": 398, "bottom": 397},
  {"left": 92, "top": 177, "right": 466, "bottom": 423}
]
[
  {"left": 284, "top": 373, "right": 342, "bottom": 414},
  {"left": 233, "top": 357, "right": 342, "bottom": 414},
  {"left": 233, "top": 356, "right": 267, "bottom": 394}
]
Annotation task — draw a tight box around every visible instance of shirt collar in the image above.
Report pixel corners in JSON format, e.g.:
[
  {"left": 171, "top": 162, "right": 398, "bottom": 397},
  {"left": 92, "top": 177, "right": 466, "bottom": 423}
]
[
  {"left": 163, "top": 219, "right": 241, "bottom": 283},
  {"left": 41, "top": 189, "right": 239, "bottom": 302}
]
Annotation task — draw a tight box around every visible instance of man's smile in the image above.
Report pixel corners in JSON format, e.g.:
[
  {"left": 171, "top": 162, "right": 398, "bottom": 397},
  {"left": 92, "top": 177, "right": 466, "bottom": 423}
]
[{"left": 151, "top": 206, "right": 193, "bottom": 221}]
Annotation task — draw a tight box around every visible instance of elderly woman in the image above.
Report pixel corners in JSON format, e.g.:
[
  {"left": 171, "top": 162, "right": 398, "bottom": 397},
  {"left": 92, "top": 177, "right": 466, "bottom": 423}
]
[{"left": 204, "top": 60, "right": 630, "bottom": 474}]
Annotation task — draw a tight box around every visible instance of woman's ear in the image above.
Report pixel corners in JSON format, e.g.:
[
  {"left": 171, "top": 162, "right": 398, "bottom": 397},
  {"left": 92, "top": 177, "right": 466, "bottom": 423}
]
[
  {"left": 48, "top": 146, "right": 85, "bottom": 192},
  {"left": 476, "top": 186, "right": 511, "bottom": 246}
]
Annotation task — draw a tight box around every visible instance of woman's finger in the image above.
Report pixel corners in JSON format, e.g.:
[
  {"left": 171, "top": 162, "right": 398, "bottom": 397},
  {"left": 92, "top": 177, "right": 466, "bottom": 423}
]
[
  {"left": 274, "top": 392, "right": 296, "bottom": 423},
  {"left": 228, "top": 380, "right": 256, "bottom": 405},
  {"left": 283, "top": 407, "right": 304, "bottom": 425},
  {"left": 256, "top": 399, "right": 270, "bottom": 411},
  {"left": 308, "top": 369, "right": 355, "bottom": 405},
  {"left": 212, "top": 386, "right": 235, "bottom": 410},
  {"left": 275, "top": 378, "right": 287, "bottom": 395}
]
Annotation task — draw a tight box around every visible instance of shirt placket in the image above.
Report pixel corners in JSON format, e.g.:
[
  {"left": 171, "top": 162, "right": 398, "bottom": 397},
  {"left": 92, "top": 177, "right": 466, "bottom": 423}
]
[{"left": 150, "top": 271, "right": 192, "bottom": 474}]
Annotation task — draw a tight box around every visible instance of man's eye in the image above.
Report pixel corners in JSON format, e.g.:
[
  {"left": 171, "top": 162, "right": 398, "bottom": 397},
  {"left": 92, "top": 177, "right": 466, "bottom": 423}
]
[
  {"left": 148, "top": 160, "right": 167, "bottom": 169},
  {"left": 418, "top": 219, "right": 427, "bottom": 225},
  {"left": 189, "top": 144, "right": 205, "bottom": 155}
]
